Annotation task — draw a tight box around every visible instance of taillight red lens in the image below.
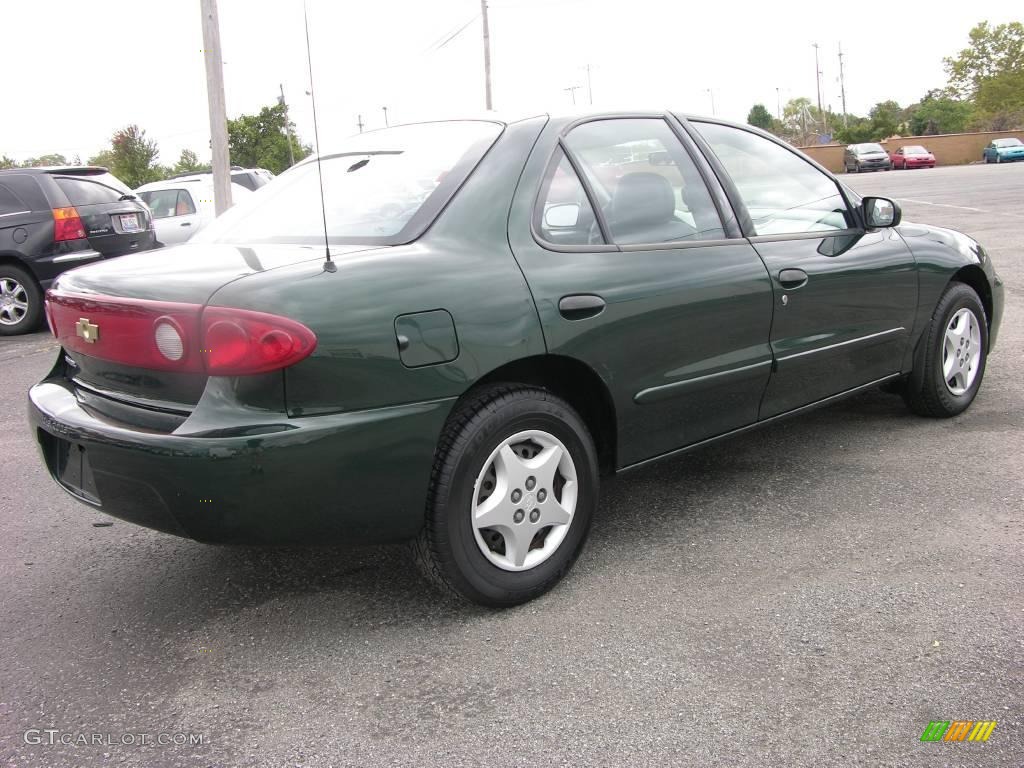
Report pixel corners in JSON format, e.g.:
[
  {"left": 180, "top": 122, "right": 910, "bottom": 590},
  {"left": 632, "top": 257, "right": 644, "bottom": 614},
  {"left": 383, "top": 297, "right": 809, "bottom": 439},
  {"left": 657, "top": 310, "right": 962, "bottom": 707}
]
[
  {"left": 202, "top": 307, "right": 317, "bottom": 375},
  {"left": 53, "top": 207, "right": 86, "bottom": 242},
  {"left": 45, "top": 290, "right": 317, "bottom": 376}
]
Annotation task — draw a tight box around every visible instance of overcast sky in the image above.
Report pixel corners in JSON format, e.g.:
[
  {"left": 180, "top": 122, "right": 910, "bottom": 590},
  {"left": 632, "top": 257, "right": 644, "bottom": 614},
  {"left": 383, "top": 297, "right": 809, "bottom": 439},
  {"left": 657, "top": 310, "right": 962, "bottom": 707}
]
[{"left": 1, "top": 0, "right": 1020, "bottom": 164}]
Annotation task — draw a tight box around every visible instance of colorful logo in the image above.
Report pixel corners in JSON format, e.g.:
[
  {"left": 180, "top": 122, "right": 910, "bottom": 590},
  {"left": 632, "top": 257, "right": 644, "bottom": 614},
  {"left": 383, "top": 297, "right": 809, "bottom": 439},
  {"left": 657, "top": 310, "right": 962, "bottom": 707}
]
[{"left": 921, "top": 720, "right": 997, "bottom": 742}]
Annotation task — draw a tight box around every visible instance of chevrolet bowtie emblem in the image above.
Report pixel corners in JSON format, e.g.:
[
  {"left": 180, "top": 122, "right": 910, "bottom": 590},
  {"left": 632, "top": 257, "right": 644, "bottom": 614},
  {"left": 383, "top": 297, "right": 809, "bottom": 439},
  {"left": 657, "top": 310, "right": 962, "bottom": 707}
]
[{"left": 75, "top": 317, "right": 99, "bottom": 343}]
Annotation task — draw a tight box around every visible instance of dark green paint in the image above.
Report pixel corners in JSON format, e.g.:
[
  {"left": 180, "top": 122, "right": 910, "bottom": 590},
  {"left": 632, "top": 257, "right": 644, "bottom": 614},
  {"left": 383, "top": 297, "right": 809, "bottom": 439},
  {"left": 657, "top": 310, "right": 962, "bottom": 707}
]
[
  {"left": 29, "top": 112, "right": 1005, "bottom": 544},
  {"left": 395, "top": 310, "right": 459, "bottom": 369}
]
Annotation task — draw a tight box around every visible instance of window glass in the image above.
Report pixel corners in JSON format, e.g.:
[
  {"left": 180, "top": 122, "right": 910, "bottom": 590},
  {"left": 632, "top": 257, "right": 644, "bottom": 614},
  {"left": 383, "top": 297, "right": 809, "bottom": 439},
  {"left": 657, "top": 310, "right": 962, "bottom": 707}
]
[
  {"left": 564, "top": 119, "right": 725, "bottom": 245},
  {"left": 536, "top": 149, "right": 602, "bottom": 246},
  {"left": 0, "top": 184, "right": 27, "bottom": 215},
  {"left": 55, "top": 174, "right": 132, "bottom": 205},
  {"left": 176, "top": 190, "right": 197, "bottom": 216},
  {"left": 139, "top": 189, "right": 186, "bottom": 219},
  {"left": 198, "top": 121, "right": 502, "bottom": 245},
  {"left": 695, "top": 122, "right": 853, "bottom": 235}
]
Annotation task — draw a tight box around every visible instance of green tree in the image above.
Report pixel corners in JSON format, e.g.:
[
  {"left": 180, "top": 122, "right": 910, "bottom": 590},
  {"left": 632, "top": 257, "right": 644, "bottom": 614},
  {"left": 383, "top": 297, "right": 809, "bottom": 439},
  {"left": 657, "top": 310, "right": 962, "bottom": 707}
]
[
  {"left": 868, "top": 100, "right": 903, "bottom": 137},
  {"left": 228, "top": 102, "right": 309, "bottom": 174},
  {"left": 172, "top": 149, "right": 210, "bottom": 175},
  {"left": 87, "top": 149, "right": 116, "bottom": 169},
  {"left": 108, "top": 125, "right": 163, "bottom": 187},
  {"left": 908, "top": 92, "right": 973, "bottom": 134},
  {"left": 944, "top": 21, "right": 1024, "bottom": 100},
  {"left": 833, "top": 118, "right": 879, "bottom": 145},
  {"left": 0, "top": 155, "right": 17, "bottom": 169},
  {"left": 21, "top": 153, "right": 69, "bottom": 168},
  {"left": 747, "top": 103, "right": 774, "bottom": 131}
]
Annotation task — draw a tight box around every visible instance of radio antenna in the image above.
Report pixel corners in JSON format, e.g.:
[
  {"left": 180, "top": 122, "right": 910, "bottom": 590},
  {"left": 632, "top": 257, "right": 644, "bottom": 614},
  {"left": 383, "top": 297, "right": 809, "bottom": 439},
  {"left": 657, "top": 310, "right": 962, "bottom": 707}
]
[{"left": 303, "top": 0, "right": 334, "bottom": 271}]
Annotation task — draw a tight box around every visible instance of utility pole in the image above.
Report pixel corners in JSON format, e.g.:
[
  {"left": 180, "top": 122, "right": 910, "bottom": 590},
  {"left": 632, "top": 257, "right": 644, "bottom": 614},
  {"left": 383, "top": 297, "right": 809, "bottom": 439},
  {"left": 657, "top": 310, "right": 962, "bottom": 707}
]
[
  {"left": 480, "top": 0, "right": 493, "bottom": 110},
  {"left": 585, "top": 63, "right": 593, "bottom": 105},
  {"left": 200, "top": 0, "right": 231, "bottom": 215},
  {"left": 356, "top": 114, "right": 364, "bottom": 133},
  {"left": 382, "top": 106, "right": 389, "bottom": 127},
  {"left": 706, "top": 88, "right": 716, "bottom": 116},
  {"left": 812, "top": 42, "right": 823, "bottom": 124},
  {"left": 564, "top": 85, "right": 580, "bottom": 106},
  {"left": 838, "top": 43, "right": 849, "bottom": 127},
  {"left": 278, "top": 83, "right": 296, "bottom": 169},
  {"left": 776, "top": 87, "right": 782, "bottom": 120}
]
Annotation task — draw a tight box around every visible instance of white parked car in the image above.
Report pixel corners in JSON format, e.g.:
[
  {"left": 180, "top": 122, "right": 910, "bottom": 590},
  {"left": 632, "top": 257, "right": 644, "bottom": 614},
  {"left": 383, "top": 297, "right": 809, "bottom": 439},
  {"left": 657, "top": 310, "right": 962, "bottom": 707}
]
[{"left": 135, "top": 176, "right": 254, "bottom": 246}]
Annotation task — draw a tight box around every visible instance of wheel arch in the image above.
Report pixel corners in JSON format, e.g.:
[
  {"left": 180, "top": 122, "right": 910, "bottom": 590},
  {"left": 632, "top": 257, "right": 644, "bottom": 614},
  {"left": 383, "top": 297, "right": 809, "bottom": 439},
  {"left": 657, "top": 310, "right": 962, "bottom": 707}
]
[
  {"left": 951, "top": 265, "right": 993, "bottom": 335},
  {"left": 466, "top": 354, "right": 618, "bottom": 475}
]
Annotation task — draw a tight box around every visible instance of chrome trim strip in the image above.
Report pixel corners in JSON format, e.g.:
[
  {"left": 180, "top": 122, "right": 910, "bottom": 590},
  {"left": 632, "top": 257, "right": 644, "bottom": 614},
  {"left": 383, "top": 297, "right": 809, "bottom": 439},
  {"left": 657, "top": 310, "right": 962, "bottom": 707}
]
[
  {"left": 620, "top": 373, "right": 901, "bottom": 472},
  {"left": 52, "top": 250, "right": 103, "bottom": 264},
  {"left": 0, "top": 210, "right": 31, "bottom": 218},
  {"left": 634, "top": 359, "right": 772, "bottom": 404},
  {"left": 777, "top": 327, "right": 905, "bottom": 362}
]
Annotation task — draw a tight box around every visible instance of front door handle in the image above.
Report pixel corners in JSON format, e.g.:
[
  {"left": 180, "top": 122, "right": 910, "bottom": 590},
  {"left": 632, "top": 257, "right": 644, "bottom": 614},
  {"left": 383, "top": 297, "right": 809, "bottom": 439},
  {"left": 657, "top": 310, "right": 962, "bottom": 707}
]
[
  {"left": 558, "top": 294, "right": 606, "bottom": 320},
  {"left": 181, "top": 222, "right": 192, "bottom": 227},
  {"left": 778, "top": 268, "right": 808, "bottom": 290}
]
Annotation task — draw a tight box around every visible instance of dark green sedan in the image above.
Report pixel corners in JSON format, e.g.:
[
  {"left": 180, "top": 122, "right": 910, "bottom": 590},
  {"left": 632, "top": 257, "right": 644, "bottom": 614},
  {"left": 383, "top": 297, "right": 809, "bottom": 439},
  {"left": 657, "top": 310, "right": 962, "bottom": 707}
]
[{"left": 29, "top": 112, "right": 1004, "bottom": 607}]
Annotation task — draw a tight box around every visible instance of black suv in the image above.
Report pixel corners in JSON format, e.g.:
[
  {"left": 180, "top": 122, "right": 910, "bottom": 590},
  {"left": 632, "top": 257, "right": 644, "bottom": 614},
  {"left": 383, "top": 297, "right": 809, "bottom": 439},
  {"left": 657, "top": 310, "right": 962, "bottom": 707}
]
[{"left": 0, "top": 166, "right": 155, "bottom": 335}]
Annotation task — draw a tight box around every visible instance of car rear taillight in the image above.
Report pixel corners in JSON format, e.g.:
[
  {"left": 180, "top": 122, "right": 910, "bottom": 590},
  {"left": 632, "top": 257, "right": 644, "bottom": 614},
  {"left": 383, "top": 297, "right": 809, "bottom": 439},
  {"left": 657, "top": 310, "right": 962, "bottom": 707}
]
[
  {"left": 52, "top": 207, "right": 86, "bottom": 242},
  {"left": 45, "top": 290, "right": 316, "bottom": 375}
]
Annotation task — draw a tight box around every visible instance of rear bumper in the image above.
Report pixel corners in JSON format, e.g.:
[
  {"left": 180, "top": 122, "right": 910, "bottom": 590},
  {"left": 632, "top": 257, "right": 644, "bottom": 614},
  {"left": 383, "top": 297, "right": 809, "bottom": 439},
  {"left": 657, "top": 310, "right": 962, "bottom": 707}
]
[{"left": 29, "top": 376, "right": 453, "bottom": 545}]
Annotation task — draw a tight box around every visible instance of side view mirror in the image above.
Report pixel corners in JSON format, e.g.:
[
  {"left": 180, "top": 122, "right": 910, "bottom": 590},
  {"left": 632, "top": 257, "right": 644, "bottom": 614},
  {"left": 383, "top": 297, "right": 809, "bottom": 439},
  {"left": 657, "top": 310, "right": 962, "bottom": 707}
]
[
  {"left": 543, "top": 203, "right": 580, "bottom": 229},
  {"left": 862, "top": 196, "right": 901, "bottom": 228}
]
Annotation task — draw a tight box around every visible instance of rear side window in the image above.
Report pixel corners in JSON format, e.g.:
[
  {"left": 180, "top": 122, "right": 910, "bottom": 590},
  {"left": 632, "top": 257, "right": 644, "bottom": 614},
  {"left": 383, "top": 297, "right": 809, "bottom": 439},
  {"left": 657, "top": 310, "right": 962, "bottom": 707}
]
[
  {"left": 55, "top": 174, "right": 132, "bottom": 206},
  {"left": 536, "top": 149, "right": 602, "bottom": 246},
  {"left": 139, "top": 189, "right": 196, "bottom": 219},
  {"left": 0, "top": 184, "right": 28, "bottom": 215},
  {"left": 563, "top": 118, "right": 726, "bottom": 245},
  {"left": 694, "top": 122, "right": 853, "bottom": 236}
]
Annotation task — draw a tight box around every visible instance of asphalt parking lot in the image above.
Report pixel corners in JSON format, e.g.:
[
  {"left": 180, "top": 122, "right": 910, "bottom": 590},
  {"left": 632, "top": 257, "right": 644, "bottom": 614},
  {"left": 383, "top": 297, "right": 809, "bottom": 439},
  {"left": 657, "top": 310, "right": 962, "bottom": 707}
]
[{"left": 1, "top": 163, "right": 1021, "bottom": 767}]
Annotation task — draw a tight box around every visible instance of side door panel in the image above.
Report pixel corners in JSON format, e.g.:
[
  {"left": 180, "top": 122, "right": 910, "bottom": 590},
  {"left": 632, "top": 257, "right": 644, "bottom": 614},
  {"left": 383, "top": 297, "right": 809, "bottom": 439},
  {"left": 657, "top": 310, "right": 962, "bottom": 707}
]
[
  {"left": 508, "top": 116, "right": 774, "bottom": 467},
  {"left": 686, "top": 120, "right": 919, "bottom": 420},
  {"left": 752, "top": 230, "right": 918, "bottom": 417}
]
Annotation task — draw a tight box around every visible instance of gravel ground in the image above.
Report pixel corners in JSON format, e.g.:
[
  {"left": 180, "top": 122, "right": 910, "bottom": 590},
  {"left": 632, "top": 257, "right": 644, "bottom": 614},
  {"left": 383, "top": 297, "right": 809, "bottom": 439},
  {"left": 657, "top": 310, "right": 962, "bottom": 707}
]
[{"left": 0, "top": 163, "right": 1021, "bottom": 767}]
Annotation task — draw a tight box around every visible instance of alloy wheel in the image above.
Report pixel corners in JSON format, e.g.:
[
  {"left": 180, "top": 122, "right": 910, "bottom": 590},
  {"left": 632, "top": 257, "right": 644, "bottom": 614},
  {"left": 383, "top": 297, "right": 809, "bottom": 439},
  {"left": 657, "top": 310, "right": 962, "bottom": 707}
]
[
  {"left": 942, "top": 307, "right": 982, "bottom": 396},
  {"left": 471, "top": 429, "right": 578, "bottom": 572},
  {"left": 0, "top": 278, "right": 29, "bottom": 326}
]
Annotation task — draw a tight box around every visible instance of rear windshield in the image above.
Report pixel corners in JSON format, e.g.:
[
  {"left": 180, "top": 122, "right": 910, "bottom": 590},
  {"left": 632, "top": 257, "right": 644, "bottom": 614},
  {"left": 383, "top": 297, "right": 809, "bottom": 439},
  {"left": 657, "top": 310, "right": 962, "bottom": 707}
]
[
  {"left": 903, "top": 145, "right": 928, "bottom": 154},
  {"left": 55, "top": 173, "right": 133, "bottom": 205},
  {"left": 993, "top": 138, "right": 1022, "bottom": 147},
  {"left": 197, "top": 121, "right": 503, "bottom": 246},
  {"left": 856, "top": 144, "right": 885, "bottom": 154}
]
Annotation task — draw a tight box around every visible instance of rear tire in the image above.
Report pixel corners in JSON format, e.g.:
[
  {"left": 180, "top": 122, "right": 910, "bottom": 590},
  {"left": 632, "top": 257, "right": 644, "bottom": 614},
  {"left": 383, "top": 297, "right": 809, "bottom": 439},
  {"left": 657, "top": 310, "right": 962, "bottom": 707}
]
[
  {"left": 412, "top": 385, "right": 599, "bottom": 607},
  {"left": 0, "top": 264, "right": 43, "bottom": 336},
  {"left": 904, "top": 283, "right": 988, "bottom": 418}
]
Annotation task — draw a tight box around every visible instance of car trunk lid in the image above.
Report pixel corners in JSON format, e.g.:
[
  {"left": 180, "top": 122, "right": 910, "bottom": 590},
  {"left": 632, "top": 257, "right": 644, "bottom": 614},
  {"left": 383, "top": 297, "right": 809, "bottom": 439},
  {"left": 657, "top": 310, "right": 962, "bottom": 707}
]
[{"left": 48, "top": 242, "right": 380, "bottom": 418}]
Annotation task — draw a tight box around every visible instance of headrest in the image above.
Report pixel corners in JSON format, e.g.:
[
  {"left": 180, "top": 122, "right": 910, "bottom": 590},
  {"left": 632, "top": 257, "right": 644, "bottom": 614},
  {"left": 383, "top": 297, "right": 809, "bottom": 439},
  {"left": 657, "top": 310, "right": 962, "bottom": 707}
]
[{"left": 609, "top": 172, "right": 675, "bottom": 229}]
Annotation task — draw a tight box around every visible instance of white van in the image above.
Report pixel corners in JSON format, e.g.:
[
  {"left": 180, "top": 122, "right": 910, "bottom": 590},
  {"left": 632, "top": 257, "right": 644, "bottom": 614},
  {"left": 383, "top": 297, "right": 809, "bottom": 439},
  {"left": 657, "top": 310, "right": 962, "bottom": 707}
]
[{"left": 135, "top": 176, "right": 253, "bottom": 246}]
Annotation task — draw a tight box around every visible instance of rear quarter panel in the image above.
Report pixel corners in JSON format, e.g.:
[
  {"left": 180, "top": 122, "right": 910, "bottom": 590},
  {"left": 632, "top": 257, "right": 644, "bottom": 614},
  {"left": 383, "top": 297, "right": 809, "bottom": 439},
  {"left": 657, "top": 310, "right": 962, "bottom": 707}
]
[{"left": 207, "top": 116, "right": 550, "bottom": 417}]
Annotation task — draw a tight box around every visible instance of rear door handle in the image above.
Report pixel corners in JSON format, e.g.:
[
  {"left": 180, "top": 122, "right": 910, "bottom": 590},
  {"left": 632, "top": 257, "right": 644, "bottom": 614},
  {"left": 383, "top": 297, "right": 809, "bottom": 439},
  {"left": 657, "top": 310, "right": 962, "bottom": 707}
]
[
  {"left": 778, "top": 268, "right": 808, "bottom": 289},
  {"left": 558, "top": 294, "right": 606, "bottom": 320},
  {"left": 181, "top": 222, "right": 192, "bottom": 227}
]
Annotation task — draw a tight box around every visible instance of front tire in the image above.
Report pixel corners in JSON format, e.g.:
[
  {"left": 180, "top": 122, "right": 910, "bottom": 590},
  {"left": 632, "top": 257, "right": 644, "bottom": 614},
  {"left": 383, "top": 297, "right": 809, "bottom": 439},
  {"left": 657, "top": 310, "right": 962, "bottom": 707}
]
[
  {"left": 412, "top": 385, "right": 599, "bottom": 607},
  {"left": 0, "top": 264, "right": 43, "bottom": 336},
  {"left": 905, "top": 283, "right": 988, "bottom": 418}
]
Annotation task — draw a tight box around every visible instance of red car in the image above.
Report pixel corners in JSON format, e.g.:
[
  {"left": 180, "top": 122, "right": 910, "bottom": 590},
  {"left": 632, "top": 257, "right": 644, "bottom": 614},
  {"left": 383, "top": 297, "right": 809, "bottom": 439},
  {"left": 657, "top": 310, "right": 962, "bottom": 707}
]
[{"left": 890, "top": 145, "right": 935, "bottom": 169}]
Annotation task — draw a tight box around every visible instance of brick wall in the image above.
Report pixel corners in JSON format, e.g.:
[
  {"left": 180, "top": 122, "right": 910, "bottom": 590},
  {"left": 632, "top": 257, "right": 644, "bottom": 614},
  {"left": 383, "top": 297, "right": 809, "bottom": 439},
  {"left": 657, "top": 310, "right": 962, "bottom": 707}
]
[{"left": 797, "top": 130, "right": 1024, "bottom": 173}]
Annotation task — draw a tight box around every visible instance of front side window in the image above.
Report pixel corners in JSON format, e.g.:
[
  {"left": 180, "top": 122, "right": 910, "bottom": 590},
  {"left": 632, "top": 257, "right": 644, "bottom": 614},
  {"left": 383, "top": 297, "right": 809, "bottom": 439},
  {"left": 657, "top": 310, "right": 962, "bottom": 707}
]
[
  {"left": 563, "top": 119, "right": 725, "bottom": 245},
  {"left": 536, "top": 149, "right": 602, "bottom": 246},
  {"left": 694, "top": 122, "right": 854, "bottom": 236},
  {"left": 198, "top": 121, "right": 502, "bottom": 246}
]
